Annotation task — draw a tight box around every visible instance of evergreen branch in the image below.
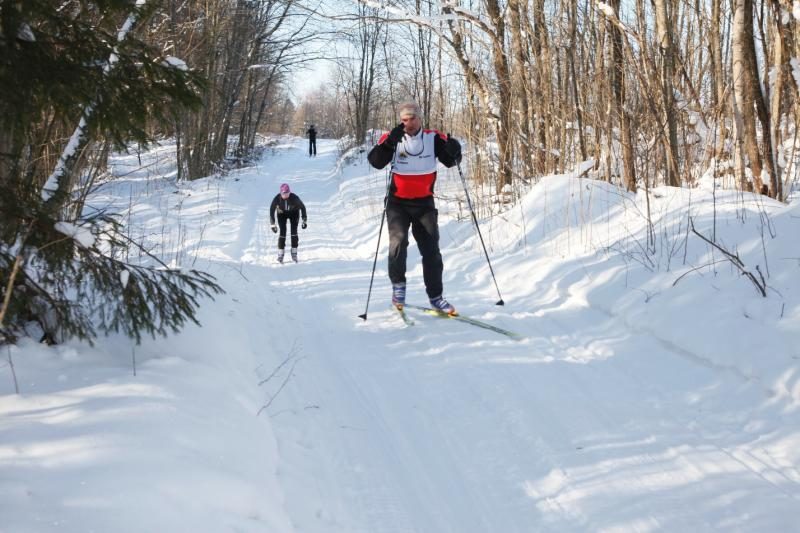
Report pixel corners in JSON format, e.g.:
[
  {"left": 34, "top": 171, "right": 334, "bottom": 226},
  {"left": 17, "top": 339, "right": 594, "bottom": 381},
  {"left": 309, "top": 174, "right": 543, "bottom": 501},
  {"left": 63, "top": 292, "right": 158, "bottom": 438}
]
[{"left": 41, "top": 2, "right": 149, "bottom": 207}]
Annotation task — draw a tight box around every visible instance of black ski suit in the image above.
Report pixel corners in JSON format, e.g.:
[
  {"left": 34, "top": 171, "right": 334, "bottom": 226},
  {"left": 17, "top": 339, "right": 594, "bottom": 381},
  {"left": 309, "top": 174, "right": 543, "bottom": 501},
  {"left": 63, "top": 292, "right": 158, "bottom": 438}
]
[
  {"left": 269, "top": 193, "right": 307, "bottom": 250},
  {"left": 367, "top": 129, "right": 460, "bottom": 298},
  {"left": 306, "top": 127, "right": 317, "bottom": 156}
]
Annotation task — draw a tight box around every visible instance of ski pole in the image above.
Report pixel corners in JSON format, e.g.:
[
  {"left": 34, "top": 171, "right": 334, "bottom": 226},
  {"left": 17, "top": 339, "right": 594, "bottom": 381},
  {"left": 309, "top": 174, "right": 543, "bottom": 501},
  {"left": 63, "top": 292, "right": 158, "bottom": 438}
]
[
  {"left": 359, "top": 150, "right": 397, "bottom": 321},
  {"left": 454, "top": 156, "right": 505, "bottom": 306}
]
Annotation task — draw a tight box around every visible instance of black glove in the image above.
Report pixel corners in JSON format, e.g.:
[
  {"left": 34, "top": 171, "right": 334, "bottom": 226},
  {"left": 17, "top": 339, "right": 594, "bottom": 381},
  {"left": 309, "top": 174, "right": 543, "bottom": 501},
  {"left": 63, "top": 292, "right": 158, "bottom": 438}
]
[
  {"left": 445, "top": 135, "right": 462, "bottom": 163},
  {"left": 270, "top": 224, "right": 277, "bottom": 233},
  {"left": 301, "top": 220, "right": 307, "bottom": 229},
  {"left": 386, "top": 123, "right": 405, "bottom": 146}
]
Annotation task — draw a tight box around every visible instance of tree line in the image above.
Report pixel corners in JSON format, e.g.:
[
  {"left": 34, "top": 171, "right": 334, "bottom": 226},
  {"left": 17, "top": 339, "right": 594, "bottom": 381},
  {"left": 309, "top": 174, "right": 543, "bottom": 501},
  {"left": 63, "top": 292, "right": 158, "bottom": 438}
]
[{"left": 309, "top": 0, "right": 799, "bottom": 202}]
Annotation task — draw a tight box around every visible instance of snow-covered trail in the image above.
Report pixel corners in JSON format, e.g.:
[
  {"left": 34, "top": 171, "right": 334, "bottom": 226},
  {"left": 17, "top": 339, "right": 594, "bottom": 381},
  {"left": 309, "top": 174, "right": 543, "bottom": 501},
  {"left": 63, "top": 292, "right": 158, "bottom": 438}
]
[
  {"left": 3, "top": 138, "right": 799, "bottom": 533},
  {"left": 218, "top": 140, "right": 799, "bottom": 532}
]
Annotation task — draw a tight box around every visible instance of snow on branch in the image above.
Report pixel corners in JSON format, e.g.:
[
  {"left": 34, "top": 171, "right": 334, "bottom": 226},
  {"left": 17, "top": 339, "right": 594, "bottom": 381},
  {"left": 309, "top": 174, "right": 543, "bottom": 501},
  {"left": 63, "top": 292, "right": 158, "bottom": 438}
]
[
  {"left": 40, "top": 1, "right": 147, "bottom": 205},
  {"left": 352, "top": 0, "right": 494, "bottom": 36},
  {"left": 594, "top": 1, "right": 636, "bottom": 38},
  {"left": 596, "top": 2, "right": 616, "bottom": 18},
  {"left": 791, "top": 57, "right": 800, "bottom": 94},
  {"left": 54, "top": 221, "right": 96, "bottom": 249},
  {"left": 162, "top": 56, "right": 188, "bottom": 71}
]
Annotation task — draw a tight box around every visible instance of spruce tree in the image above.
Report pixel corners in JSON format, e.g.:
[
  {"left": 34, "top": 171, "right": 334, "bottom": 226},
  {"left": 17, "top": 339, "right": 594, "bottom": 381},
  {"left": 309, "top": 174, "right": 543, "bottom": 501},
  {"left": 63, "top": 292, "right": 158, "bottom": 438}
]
[{"left": 0, "top": 0, "right": 223, "bottom": 345}]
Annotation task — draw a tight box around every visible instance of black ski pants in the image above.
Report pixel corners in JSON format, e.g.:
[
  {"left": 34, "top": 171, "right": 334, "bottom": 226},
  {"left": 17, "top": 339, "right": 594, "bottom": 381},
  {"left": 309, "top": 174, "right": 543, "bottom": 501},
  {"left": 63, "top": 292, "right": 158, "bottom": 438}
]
[
  {"left": 309, "top": 139, "right": 317, "bottom": 156},
  {"left": 386, "top": 196, "right": 443, "bottom": 299},
  {"left": 277, "top": 211, "right": 300, "bottom": 249}
]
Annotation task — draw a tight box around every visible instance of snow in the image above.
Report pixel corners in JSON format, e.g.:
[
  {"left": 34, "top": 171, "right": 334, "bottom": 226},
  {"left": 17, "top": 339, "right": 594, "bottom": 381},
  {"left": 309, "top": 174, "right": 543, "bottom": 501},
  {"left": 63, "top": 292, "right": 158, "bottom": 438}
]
[
  {"left": 360, "top": 0, "right": 460, "bottom": 26},
  {"left": 120, "top": 269, "right": 130, "bottom": 289},
  {"left": 596, "top": 2, "right": 616, "bottom": 19},
  {"left": 3, "top": 137, "right": 800, "bottom": 531},
  {"left": 41, "top": 113, "right": 92, "bottom": 202},
  {"left": 54, "top": 221, "right": 95, "bottom": 248},
  {"left": 162, "top": 56, "right": 188, "bottom": 71},
  {"left": 791, "top": 57, "right": 800, "bottom": 94},
  {"left": 17, "top": 23, "right": 36, "bottom": 42}
]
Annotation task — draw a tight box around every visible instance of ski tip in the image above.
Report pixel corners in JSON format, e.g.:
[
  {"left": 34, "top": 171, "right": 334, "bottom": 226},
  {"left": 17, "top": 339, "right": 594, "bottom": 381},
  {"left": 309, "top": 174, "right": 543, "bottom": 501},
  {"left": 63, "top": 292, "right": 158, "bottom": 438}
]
[{"left": 495, "top": 299, "right": 505, "bottom": 306}]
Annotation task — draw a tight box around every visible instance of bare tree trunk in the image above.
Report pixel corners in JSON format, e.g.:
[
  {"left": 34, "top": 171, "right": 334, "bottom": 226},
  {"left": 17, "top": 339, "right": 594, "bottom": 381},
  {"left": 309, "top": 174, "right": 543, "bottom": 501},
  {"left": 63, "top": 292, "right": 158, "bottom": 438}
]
[
  {"left": 767, "top": 0, "right": 796, "bottom": 200},
  {"left": 507, "top": 0, "right": 535, "bottom": 178},
  {"left": 592, "top": 1, "right": 612, "bottom": 182},
  {"left": 653, "top": 0, "right": 681, "bottom": 187},
  {"left": 484, "top": 0, "right": 514, "bottom": 193},
  {"left": 443, "top": 7, "right": 498, "bottom": 155},
  {"left": 566, "top": 0, "right": 586, "bottom": 162},
  {"left": 460, "top": 67, "right": 487, "bottom": 189},
  {"left": 436, "top": 29, "right": 446, "bottom": 129},
  {"left": 530, "top": 0, "right": 550, "bottom": 174},
  {"left": 414, "top": 0, "right": 435, "bottom": 120},
  {"left": 608, "top": 0, "right": 637, "bottom": 192},
  {"left": 732, "top": 0, "right": 773, "bottom": 194},
  {"left": 709, "top": 0, "right": 728, "bottom": 163}
]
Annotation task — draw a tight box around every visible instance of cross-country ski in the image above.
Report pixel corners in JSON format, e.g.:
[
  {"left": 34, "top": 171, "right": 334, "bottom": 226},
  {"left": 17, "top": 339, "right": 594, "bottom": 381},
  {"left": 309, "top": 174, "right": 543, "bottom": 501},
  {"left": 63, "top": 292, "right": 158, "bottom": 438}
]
[{"left": 402, "top": 303, "right": 522, "bottom": 340}]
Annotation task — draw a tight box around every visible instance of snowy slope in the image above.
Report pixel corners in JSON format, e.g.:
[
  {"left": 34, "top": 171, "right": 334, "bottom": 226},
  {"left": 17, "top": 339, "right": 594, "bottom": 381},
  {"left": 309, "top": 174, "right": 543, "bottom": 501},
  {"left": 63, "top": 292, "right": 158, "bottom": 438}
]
[{"left": 1, "top": 137, "right": 799, "bottom": 532}]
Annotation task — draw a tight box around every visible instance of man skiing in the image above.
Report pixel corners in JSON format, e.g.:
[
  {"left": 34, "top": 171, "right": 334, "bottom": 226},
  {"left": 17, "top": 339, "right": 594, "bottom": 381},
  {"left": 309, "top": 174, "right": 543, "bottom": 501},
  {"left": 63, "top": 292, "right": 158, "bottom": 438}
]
[
  {"left": 367, "top": 101, "right": 462, "bottom": 315},
  {"left": 269, "top": 183, "right": 307, "bottom": 263},
  {"left": 306, "top": 124, "right": 317, "bottom": 157}
]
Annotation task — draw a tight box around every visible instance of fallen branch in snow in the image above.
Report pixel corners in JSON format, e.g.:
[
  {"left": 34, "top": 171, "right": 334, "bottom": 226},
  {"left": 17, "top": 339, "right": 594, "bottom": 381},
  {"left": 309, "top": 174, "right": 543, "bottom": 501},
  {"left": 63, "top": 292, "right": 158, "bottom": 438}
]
[
  {"left": 672, "top": 259, "right": 729, "bottom": 287},
  {"left": 690, "top": 218, "right": 767, "bottom": 297},
  {"left": 4, "top": 345, "right": 19, "bottom": 394},
  {"left": 257, "top": 341, "right": 305, "bottom": 416}
]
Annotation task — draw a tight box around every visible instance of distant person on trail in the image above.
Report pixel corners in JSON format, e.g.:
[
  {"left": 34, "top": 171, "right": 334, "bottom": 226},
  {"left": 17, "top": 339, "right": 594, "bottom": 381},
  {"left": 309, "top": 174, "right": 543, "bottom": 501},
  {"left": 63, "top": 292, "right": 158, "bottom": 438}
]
[
  {"left": 367, "top": 101, "right": 462, "bottom": 315},
  {"left": 270, "top": 183, "right": 307, "bottom": 263},
  {"left": 306, "top": 124, "right": 317, "bottom": 157}
]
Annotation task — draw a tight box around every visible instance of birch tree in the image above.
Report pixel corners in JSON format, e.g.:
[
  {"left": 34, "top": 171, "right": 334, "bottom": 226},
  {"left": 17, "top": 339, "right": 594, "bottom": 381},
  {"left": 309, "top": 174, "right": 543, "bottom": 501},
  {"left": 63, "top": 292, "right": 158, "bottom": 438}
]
[
  {"left": 601, "top": 0, "right": 637, "bottom": 192},
  {"left": 652, "top": 0, "right": 680, "bottom": 187},
  {"left": 732, "top": 0, "right": 777, "bottom": 195}
]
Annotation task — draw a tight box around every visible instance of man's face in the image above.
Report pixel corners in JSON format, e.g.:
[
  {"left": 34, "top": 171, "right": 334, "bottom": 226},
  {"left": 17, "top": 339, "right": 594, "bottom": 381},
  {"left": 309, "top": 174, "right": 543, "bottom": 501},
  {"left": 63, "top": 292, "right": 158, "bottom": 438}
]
[{"left": 400, "top": 113, "right": 422, "bottom": 135}]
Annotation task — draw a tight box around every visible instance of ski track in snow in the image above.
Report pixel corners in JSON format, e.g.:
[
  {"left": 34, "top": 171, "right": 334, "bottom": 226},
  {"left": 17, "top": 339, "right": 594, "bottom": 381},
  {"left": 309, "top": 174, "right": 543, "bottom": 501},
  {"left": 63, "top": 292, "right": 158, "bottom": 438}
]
[
  {"left": 193, "top": 140, "right": 800, "bottom": 531},
  {"left": 214, "top": 138, "right": 800, "bottom": 533}
]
